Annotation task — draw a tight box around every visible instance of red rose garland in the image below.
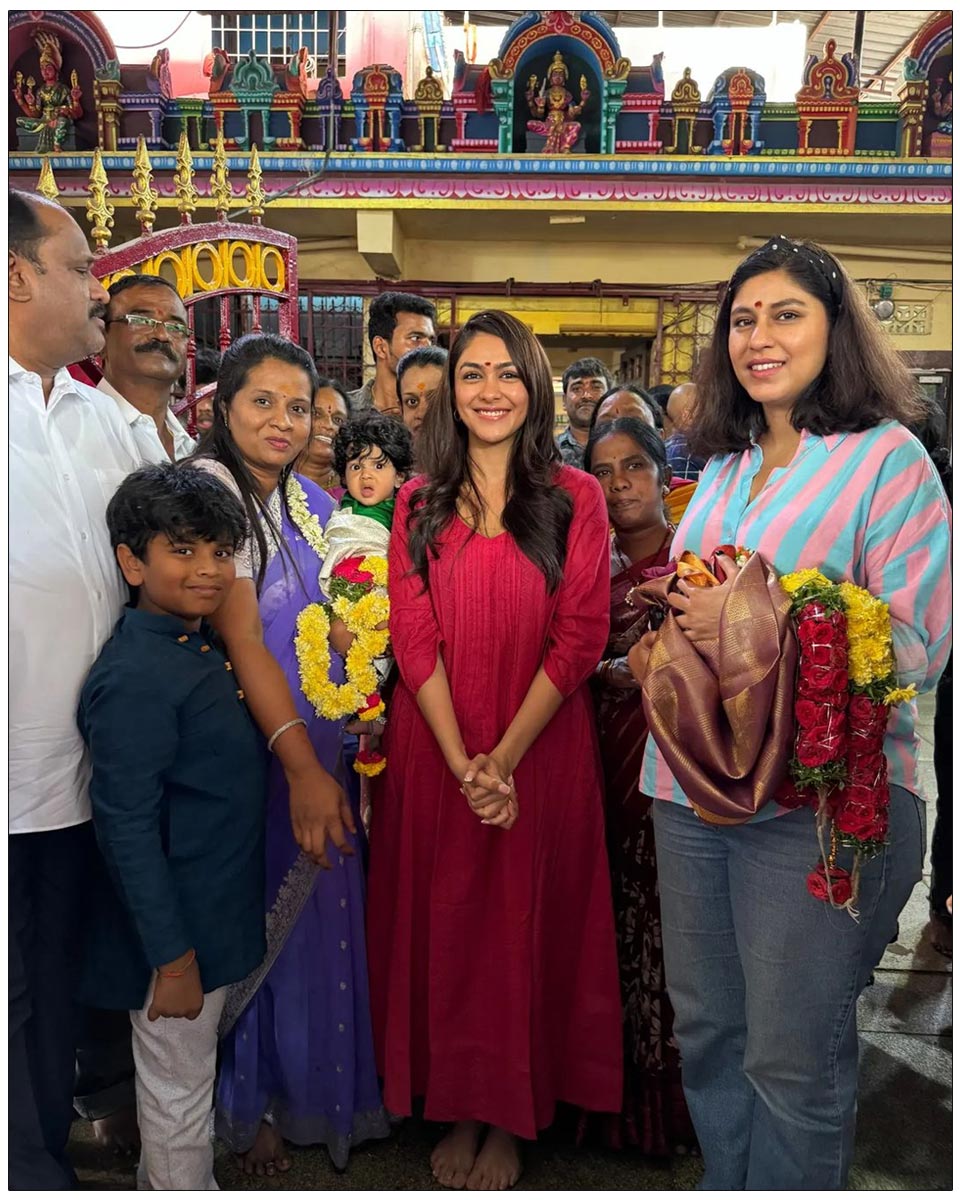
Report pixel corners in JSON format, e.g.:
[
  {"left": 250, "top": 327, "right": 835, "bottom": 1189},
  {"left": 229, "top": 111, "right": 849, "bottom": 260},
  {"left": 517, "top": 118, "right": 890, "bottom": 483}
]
[{"left": 778, "top": 569, "right": 917, "bottom": 915}]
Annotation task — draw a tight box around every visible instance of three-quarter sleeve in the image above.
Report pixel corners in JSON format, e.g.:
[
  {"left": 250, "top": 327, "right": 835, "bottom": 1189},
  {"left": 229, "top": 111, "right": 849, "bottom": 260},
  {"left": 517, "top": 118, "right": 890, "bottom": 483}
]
[
  {"left": 862, "top": 439, "right": 952, "bottom": 693},
  {"left": 543, "top": 473, "right": 612, "bottom": 698},
  {"left": 80, "top": 669, "right": 191, "bottom": 968},
  {"left": 388, "top": 481, "right": 444, "bottom": 694}
]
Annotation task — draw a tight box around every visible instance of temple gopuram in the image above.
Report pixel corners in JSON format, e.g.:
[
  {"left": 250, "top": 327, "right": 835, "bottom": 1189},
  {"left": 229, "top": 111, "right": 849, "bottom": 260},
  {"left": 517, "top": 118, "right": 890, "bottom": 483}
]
[{"left": 8, "top": 8, "right": 952, "bottom": 426}]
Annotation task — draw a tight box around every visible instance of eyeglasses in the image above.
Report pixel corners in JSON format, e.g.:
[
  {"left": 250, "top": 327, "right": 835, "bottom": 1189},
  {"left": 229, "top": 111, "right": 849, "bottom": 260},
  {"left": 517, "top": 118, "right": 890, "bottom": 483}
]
[{"left": 106, "top": 314, "right": 191, "bottom": 339}]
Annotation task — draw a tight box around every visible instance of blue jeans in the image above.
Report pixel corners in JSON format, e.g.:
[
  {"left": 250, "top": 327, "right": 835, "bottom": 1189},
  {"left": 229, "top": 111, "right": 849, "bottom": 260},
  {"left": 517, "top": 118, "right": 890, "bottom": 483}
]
[{"left": 652, "top": 786, "right": 925, "bottom": 1189}]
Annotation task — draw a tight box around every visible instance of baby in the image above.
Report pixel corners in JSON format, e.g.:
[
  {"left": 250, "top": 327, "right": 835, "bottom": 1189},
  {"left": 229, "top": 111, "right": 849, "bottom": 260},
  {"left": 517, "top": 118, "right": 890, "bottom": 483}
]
[{"left": 319, "top": 412, "right": 415, "bottom": 780}]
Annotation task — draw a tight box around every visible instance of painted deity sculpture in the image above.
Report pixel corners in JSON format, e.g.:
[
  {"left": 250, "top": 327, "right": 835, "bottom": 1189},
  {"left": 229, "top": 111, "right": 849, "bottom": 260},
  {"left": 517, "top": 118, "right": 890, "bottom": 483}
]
[
  {"left": 526, "top": 50, "right": 589, "bottom": 153},
  {"left": 931, "top": 71, "right": 952, "bottom": 134},
  {"left": 13, "top": 31, "right": 83, "bottom": 153}
]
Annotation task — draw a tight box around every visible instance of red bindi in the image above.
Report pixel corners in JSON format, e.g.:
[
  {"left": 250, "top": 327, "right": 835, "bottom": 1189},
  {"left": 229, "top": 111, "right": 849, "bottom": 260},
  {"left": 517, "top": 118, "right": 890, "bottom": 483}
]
[
  {"left": 483, "top": 361, "right": 491, "bottom": 366},
  {"left": 754, "top": 301, "right": 763, "bottom": 308}
]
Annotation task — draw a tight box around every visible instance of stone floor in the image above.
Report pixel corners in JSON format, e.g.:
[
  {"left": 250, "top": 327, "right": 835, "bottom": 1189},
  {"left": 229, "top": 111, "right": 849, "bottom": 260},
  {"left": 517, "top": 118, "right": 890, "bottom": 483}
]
[{"left": 70, "top": 696, "right": 951, "bottom": 1191}]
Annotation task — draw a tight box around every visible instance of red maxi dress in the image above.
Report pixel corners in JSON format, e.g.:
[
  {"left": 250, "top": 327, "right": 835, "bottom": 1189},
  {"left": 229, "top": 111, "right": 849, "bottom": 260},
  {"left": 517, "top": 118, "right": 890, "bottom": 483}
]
[{"left": 367, "top": 467, "right": 623, "bottom": 1139}]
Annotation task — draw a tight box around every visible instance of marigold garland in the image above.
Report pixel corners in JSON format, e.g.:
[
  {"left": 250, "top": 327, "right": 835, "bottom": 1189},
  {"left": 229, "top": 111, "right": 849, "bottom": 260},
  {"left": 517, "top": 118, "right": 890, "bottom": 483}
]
[
  {"left": 778, "top": 567, "right": 917, "bottom": 916},
  {"left": 294, "top": 541, "right": 392, "bottom": 777}
]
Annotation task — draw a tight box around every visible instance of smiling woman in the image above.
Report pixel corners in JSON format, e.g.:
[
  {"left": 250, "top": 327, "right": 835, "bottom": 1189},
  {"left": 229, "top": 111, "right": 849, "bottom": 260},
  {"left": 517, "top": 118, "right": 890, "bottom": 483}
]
[
  {"left": 367, "top": 311, "right": 623, "bottom": 1190},
  {"left": 633, "top": 238, "right": 951, "bottom": 1189},
  {"left": 189, "top": 333, "right": 390, "bottom": 1173}
]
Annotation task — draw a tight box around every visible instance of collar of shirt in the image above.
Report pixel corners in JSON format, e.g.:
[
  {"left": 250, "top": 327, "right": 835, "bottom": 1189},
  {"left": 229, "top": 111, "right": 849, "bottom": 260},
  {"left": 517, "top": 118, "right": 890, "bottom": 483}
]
[
  {"left": 747, "top": 427, "right": 848, "bottom": 458},
  {"left": 9, "top": 355, "right": 92, "bottom": 412},
  {"left": 118, "top": 605, "right": 213, "bottom": 645},
  {"left": 98, "top": 377, "right": 196, "bottom": 460}
]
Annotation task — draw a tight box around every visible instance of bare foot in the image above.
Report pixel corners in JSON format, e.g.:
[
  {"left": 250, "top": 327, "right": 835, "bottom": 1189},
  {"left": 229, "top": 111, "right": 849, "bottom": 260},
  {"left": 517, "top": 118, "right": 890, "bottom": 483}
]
[
  {"left": 431, "top": 1120, "right": 483, "bottom": 1189},
  {"left": 236, "top": 1121, "right": 291, "bottom": 1177},
  {"left": 466, "top": 1127, "right": 522, "bottom": 1191},
  {"left": 92, "top": 1105, "right": 140, "bottom": 1155}
]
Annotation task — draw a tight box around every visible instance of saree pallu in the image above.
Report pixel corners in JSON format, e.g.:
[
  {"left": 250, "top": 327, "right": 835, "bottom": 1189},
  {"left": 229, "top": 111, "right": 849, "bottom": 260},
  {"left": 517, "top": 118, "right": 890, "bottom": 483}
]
[
  {"left": 215, "top": 476, "right": 389, "bottom": 1168},
  {"left": 635, "top": 551, "right": 797, "bottom": 824},
  {"left": 579, "top": 546, "right": 695, "bottom": 1156}
]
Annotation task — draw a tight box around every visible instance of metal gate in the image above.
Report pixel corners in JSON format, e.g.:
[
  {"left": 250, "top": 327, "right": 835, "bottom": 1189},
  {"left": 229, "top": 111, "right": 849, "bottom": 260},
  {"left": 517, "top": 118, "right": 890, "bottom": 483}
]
[
  {"left": 651, "top": 293, "right": 720, "bottom": 388},
  {"left": 38, "top": 133, "right": 300, "bottom": 424}
]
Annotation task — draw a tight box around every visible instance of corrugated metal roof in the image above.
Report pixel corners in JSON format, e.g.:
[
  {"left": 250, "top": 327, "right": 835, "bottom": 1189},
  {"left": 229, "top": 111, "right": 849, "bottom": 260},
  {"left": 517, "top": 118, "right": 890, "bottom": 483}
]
[{"left": 442, "top": 10, "right": 940, "bottom": 96}]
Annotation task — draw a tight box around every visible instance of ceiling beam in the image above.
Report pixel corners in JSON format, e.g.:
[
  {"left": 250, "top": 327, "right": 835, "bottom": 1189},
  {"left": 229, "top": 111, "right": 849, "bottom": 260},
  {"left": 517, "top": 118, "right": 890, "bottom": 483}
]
[
  {"left": 862, "top": 29, "right": 922, "bottom": 84},
  {"left": 808, "top": 10, "right": 834, "bottom": 42}
]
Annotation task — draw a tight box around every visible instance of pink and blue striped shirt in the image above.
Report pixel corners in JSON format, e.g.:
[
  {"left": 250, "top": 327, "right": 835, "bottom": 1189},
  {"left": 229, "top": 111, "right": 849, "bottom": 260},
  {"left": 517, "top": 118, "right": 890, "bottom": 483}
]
[{"left": 639, "top": 420, "right": 952, "bottom": 811}]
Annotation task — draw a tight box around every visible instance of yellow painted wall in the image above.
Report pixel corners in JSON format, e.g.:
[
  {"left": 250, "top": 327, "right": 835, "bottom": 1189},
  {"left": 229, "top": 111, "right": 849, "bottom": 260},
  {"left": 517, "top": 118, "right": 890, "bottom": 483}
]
[{"left": 298, "top": 235, "right": 952, "bottom": 357}]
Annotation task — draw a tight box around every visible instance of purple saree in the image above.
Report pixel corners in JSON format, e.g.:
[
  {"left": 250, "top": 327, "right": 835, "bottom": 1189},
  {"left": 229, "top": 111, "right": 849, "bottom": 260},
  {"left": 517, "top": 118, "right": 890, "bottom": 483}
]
[{"left": 215, "top": 475, "right": 389, "bottom": 1168}]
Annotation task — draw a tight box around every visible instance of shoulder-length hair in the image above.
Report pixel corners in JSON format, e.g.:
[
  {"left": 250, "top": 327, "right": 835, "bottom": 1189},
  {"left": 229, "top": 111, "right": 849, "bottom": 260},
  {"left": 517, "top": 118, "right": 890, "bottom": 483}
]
[
  {"left": 191, "top": 332, "right": 319, "bottom": 591},
  {"left": 408, "top": 309, "right": 573, "bottom": 591},
  {"left": 690, "top": 238, "right": 928, "bottom": 458}
]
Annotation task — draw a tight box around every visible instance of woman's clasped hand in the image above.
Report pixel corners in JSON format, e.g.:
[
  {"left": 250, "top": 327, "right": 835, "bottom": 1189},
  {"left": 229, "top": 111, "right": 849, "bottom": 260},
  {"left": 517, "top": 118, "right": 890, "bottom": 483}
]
[{"left": 458, "top": 751, "right": 518, "bottom": 828}]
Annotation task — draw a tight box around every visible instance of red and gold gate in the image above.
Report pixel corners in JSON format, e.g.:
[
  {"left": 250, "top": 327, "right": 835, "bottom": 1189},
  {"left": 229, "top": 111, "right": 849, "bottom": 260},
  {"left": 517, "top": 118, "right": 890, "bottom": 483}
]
[{"left": 36, "top": 133, "right": 299, "bottom": 427}]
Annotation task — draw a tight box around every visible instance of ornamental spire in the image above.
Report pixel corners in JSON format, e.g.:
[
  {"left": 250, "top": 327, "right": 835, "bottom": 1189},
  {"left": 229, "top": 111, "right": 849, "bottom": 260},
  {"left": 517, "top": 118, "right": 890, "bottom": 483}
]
[
  {"left": 86, "top": 147, "right": 115, "bottom": 252},
  {"left": 131, "top": 137, "right": 159, "bottom": 234},
  {"left": 209, "top": 128, "right": 232, "bottom": 221},
  {"left": 173, "top": 131, "right": 198, "bottom": 224}
]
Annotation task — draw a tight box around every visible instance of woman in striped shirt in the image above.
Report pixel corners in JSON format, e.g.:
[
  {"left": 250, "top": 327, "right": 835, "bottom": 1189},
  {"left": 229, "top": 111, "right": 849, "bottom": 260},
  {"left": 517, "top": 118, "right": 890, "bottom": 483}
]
[{"left": 632, "top": 237, "right": 951, "bottom": 1189}]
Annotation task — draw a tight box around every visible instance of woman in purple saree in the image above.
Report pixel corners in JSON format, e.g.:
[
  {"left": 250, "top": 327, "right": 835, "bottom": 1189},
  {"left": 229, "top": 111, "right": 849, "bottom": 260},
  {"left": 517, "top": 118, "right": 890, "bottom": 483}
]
[{"left": 192, "top": 334, "right": 388, "bottom": 1175}]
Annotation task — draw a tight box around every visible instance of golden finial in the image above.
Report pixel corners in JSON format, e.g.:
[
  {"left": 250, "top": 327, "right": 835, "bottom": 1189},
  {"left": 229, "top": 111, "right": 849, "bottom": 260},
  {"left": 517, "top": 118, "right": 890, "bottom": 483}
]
[
  {"left": 86, "top": 147, "right": 115, "bottom": 252},
  {"left": 209, "top": 128, "right": 232, "bottom": 221},
  {"left": 245, "top": 144, "right": 266, "bottom": 224},
  {"left": 130, "top": 137, "right": 159, "bottom": 234},
  {"left": 36, "top": 159, "right": 60, "bottom": 204},
  {"left": 173, "top": 131, "right": 198, "bottom": 224}
]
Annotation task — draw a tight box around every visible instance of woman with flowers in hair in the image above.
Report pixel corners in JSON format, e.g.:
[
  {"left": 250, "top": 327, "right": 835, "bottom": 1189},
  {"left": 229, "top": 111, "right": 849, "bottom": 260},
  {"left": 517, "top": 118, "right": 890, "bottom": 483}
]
[
  {"left": 629, "top": 239, "right": 951, "bottom": 1188},
  {"left": 190, "top": 333, "right": 389, "bottom": 1175}
]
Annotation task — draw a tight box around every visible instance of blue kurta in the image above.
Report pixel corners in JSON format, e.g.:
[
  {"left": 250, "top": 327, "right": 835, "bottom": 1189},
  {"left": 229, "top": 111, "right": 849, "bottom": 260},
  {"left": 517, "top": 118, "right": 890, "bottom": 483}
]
[{"left": 78, "top": 606, "right": 267, "bottom": 1009}]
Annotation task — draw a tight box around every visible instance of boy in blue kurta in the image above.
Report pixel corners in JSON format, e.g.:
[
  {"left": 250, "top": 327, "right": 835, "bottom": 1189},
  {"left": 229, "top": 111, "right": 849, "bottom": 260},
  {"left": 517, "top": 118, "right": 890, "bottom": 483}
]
[{"left": 78, "top": 462, "right": 267, "bottom": 1191}]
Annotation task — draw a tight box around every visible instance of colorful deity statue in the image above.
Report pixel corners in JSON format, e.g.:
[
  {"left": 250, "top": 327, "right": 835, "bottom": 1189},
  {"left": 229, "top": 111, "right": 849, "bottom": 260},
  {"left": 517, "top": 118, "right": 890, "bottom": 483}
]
[
  {"left": 13, "top": 31, "right": 83, "bottom": 153},
  {"left": 526, "top": 51, "right": 589, "bottom": 153},
  {"left": 931, "top": 71, "right": 952, "bottom": 134}
]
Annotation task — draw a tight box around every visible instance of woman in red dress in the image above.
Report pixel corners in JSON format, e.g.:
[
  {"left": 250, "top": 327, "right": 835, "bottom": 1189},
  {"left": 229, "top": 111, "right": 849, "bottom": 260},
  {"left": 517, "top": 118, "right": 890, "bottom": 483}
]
[{"left": 366, "top": 311, "right": 622, "bottom": 1189}]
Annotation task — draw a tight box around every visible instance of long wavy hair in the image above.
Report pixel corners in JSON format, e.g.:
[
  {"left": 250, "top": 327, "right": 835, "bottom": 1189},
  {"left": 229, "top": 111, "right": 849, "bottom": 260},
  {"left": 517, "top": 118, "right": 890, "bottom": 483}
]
[
  {"left": 191, "top": 332, "right": 319, "bottom": 591},
  {"left": 690, "top": 238, "right": 928, "bottom": 458},
  {"left": 408, "top": 310, "right": 573, "bottom": 591}
]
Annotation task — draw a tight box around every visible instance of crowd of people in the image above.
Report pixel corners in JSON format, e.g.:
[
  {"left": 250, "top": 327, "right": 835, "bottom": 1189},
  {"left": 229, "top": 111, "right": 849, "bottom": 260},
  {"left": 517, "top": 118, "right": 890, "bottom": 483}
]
[{"left": 9, "top": 186, "right": 952, "bottom": 1192}]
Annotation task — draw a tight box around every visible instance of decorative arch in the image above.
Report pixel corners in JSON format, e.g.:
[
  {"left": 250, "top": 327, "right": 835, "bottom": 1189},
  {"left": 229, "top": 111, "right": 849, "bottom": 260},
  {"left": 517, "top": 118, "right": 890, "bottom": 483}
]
[
  {"left": 9, "top": 10, "right": 116, "bottom": 71},
  {"left": 911, "top": 10, "right": 952, "bottom": 76}
]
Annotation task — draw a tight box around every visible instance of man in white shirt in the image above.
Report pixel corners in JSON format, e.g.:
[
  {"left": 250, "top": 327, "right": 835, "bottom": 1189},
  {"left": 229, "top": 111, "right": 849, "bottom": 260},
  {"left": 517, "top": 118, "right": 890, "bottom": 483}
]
[
  {"left": 9, "top": 189, "right": 143, "bottom": 1189},
  {"left": 99, "top": 274, "right": 196, "bottom": 463}
]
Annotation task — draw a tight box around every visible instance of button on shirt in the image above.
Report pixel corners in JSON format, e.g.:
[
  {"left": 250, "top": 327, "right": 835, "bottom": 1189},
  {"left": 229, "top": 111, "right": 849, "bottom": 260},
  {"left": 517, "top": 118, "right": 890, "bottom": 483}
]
[
  {"left": 98, "top": 377, "right": 196, "bottom": 463},
  {"left": 9, "top": 357, "right": 143, "bottom": 833}
]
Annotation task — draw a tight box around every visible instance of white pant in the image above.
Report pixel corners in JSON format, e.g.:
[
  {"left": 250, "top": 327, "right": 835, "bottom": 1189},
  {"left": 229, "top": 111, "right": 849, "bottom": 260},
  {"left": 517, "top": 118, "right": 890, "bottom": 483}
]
[{"left": 130, "top": 981, "right": 227, "bottom": 1191}]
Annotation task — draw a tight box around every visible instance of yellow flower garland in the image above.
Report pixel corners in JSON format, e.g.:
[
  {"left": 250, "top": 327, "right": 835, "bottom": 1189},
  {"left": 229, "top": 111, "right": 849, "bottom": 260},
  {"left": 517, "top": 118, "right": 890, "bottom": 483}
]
[
  {"left": 295, "top": 582, "right": 390, "bottom": 723},
  {"left": 780, "top": 570, "right": 916, "bottom": 700}
]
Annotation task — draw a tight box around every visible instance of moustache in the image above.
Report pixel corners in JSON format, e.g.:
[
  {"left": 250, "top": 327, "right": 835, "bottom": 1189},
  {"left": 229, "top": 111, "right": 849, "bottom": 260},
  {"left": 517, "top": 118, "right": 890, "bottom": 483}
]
[
  {"left": 90, "top": 303, "right": 107, "bottom": 322},
  {"left": 135, "top": 340, "right": 179, "bottom": 361}
]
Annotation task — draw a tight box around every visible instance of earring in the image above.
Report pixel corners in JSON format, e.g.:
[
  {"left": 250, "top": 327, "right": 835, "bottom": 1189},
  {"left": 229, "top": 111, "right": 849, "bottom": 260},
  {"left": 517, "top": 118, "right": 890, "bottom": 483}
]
[{"left": 453, "top": 410, "right": 461, "bottom": 423}]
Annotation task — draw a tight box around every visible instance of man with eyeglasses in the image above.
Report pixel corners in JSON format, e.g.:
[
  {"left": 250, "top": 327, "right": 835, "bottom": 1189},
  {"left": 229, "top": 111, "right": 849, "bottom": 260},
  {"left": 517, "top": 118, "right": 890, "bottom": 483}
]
[
  {"left": 557, "top": 356, "right": 613, "bottom": 469},
  {"left": 99, "top": 275, "right": 196, "bottom": 462}
]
